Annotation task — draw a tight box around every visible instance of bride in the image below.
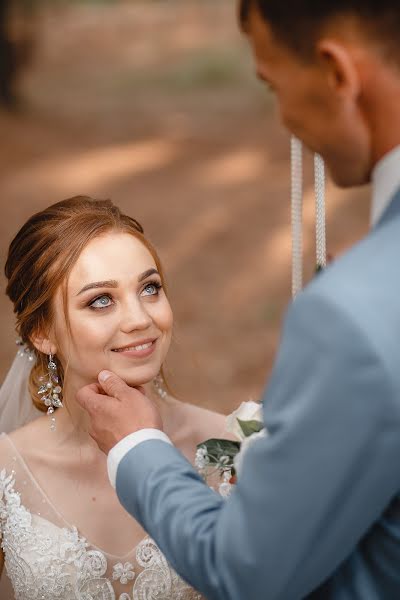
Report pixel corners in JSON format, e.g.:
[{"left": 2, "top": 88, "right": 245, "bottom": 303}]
[{"left": 0, "top": 196, "right": 229, "bottom": 600}]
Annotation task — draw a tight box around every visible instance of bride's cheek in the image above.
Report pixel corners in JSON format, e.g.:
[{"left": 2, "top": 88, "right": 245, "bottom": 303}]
[
  {"left": 157, "top": 299, "right": 173, "bottom": 332},
  {"left": 69, "top": 317, "right": 109, "bottom": 363}
]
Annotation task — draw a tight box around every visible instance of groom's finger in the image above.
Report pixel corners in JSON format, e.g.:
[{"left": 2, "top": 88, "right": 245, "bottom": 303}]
[
  {"left": 98, "top": 370, "right": 141, "bottom": 402},
  {"left": 76, "top": 384, "right": 107, "bottom": 413},
  {"left": 86, "top": 382, "right": 104, "bottom": 394}
]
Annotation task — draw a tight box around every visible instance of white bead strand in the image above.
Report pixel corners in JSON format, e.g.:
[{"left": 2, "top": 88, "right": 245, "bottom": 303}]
[
  {"left": 291, "top": 136, "right": 304, "bottom": 298},
  {"left": 314, "top": 153, "right": 327, "bottom": 270}
]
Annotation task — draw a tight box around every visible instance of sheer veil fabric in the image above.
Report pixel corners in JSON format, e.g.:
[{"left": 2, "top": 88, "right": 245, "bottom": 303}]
[
  {"left": 0, "top": 352, "right": 42, "bottom": 434},
  {"left": 0, "top": 351, "right": 40, "bottom": 599}
]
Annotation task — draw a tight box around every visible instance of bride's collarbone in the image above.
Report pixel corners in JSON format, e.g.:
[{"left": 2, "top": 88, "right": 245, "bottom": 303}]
[
  {"left": 8, "top": 437, "right": 146, "bottom": 554},
  {"left": 11, "top": 398, "right": 227, "bottom": 477},
  {"left": 10, "top": 425, "right": 110, "bottom": 490}
]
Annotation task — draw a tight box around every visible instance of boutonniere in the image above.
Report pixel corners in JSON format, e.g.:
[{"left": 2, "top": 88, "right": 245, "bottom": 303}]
[{"left": 196, "top": 400, "right": 267, "bottom": 497}]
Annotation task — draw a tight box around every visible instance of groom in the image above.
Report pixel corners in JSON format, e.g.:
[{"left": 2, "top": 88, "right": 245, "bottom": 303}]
[{"left": 77, "top": 1, "right": 400, "bottom": 598}]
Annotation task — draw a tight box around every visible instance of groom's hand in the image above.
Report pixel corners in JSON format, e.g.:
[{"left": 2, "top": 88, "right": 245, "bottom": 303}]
[{"left": 76, "top": 370, "right": 163, "bottom": 455}]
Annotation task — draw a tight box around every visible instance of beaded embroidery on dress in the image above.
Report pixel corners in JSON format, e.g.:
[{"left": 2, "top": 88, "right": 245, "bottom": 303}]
[{"left": 0, "top": 434, "right": 203, "bottom": 600}]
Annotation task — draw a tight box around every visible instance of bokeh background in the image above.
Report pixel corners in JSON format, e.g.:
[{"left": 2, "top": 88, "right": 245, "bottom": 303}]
[{"left": 0, "top": 0, "right": 370, "bottom": 415}]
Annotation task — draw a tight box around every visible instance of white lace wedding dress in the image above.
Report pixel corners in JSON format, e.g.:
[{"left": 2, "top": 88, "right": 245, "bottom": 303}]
[{"left": 0, "top": 433, "right": 203, "bottom": 600}]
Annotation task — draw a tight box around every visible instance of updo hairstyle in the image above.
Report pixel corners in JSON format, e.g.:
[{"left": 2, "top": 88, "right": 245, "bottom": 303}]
[{"left": 5, "top": 196, "right": 166, "bottom": 411}]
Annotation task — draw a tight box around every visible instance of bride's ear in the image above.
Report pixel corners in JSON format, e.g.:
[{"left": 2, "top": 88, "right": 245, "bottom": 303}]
[{"left": 30, "top": 331, "right": 58, "bottom": 356}]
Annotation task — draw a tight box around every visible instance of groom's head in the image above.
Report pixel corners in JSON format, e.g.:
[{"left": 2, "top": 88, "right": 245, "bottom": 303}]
[{"left": 240, "top": 0, "right": 400, "bottom": 186}]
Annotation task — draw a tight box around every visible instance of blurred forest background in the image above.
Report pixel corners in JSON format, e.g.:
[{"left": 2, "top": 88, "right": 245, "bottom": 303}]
[{"left": 0, "top": 0, "right": 369, "bottom": 414}]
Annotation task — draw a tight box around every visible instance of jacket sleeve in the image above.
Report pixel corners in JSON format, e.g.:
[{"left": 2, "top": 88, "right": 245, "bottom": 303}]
[{"left": 116, "top": 290, "right": 400, "bottom": 600}]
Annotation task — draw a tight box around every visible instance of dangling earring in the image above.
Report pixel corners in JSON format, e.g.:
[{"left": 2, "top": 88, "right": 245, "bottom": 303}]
[
  {"left": 153, "top": 373, "right": 168, "bottom": 399},
  {"left": 37, "top": 354, "right": 63, "bottom": 431}
]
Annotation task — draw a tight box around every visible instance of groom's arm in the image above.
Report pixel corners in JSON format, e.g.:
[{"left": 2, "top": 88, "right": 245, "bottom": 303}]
[{"left": 109, "top": 290, "right": 400, "bottom": 600}]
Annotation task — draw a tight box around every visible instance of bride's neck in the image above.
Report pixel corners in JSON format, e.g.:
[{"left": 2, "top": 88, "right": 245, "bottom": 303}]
[{"left": 52, "top": 380, "right": 171, "bottom": 451}]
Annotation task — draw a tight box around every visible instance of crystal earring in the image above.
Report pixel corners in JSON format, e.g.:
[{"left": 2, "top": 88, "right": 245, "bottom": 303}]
[
  {"left": 153, "top": 373, "right": 168, "bottom": 399},
  {"left": 37, "top": 354, "right": 63, "bottom": 431}
]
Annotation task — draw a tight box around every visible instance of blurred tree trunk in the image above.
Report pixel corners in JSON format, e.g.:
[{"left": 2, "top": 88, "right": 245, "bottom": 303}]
[{"left": 0, "top": 0, "right": 36, "bottom": 110}]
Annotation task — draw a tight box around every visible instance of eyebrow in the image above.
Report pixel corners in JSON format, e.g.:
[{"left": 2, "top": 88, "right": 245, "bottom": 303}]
[
  {"left": 76, "top": 268, "right": 160, "bottom": 296},
  {"left": 77, "top": 280, "right": 118, "bottom": 296},
  {"left": 138, "top": 268, "right": 159, "bottom": 282}
]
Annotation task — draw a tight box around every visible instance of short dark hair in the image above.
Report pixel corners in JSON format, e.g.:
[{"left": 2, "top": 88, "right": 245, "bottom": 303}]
[{"left": 239, "top": 0, "right": 400, "bottom": 60}]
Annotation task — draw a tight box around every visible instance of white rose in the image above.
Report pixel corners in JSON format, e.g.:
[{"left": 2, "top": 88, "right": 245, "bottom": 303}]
[
  {"left": 226, "top": 400, "right": 263, "bottom": 441},
  {"left": 234, "top": 429, "right": 268, "bottom": 476}
]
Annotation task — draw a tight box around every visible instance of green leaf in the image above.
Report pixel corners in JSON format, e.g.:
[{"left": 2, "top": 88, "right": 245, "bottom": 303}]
[
  {"left": 197, "top": 438, "right": 240, "bottom": 465},
  {"left": 237, "top": 419, "right": 264, "bottom": 438}
]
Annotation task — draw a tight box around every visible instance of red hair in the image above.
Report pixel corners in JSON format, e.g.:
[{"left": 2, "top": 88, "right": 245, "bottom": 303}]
[{"left": 5, "top": 196, "right": 167, "bottom": 411}]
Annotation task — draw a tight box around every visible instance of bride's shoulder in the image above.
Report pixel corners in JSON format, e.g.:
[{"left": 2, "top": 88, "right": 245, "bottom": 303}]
[
  {"left": 169, "top": 398, "right": 232, "bottom": 446},
  {"left": 0, "top": 418, "right": 52, "bottom": 489},
  {"left": 2, "top": 416, "right": 49, "bottom": 456}
]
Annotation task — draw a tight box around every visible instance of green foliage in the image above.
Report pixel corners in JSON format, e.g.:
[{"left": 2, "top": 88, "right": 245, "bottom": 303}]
[
  {"left": 197, "top": 438, "right": 240, "bottom": 466},
  {"left": 237, "top": 419, "right": 264, "bottom": 437}
]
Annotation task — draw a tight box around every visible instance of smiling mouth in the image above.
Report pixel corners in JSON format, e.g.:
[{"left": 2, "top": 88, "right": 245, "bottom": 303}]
[
  {"left": 113, "top": 342, "right": 153, "bottom": 352},
  {"left": 111, "top": 339, "right": 157, "bottom": 357}
]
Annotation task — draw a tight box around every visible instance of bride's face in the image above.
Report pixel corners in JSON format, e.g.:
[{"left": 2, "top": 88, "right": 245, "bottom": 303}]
[{"left": 52, "top": 232, "right": 173, "bottom": 389}]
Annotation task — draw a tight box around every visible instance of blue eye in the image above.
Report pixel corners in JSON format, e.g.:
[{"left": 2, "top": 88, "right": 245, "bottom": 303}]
[
  {"left": 141, "top": 282, "right": 162, "bottom": 297},
  {"left": 89, "top": 295, "right": 113, "bottom": 310}
]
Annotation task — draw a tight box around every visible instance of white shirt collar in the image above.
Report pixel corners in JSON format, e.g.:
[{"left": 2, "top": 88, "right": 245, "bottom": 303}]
[{"left": 371, "top": 145, "right": 400, "bottom": 226}]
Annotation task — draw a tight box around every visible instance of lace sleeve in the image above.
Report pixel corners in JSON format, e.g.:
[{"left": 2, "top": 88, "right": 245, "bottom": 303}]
[
  {"left": 0, "top": 469, "right": 17, "bottom": 543},
  {"left": 0, "top": 434, "right": 22, "bottom": 541},
  {"left": 0, "top": 436, "right": 12, "bottom": 592},
  {"left": 0, "top": 475, "right": 4, "bottom": 542},
  {"left": 0, "top": 468, "right": 15, "bottom": 599}
]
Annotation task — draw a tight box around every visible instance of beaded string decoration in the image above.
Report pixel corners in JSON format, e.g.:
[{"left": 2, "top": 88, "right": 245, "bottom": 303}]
[
  {"left": 291, "top": 137, "right": 304, "bottom": 297},
  {"left": 291, "top": 137, "right": 327, "bottom": 298},
  {"left": 197, "top": 140, "right": 328, "bottom": 496},
  {"left": 314, "top": 152, "right": 327, "bottom": 272}
]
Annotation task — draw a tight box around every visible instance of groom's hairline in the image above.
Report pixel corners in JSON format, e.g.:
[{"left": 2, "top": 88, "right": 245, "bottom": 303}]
[{"left": 238, "top": 0, "right": 400, "bottom": 64}]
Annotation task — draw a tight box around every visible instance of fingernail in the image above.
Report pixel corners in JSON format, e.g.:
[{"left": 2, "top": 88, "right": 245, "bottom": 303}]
[{"left": 99, "top": 370, "right": 112, "bottom": 383}]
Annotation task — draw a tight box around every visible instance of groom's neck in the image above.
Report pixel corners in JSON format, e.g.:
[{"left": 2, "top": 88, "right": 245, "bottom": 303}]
[{"left": 361, "top": 58, "right": 400, "bottom": 166}]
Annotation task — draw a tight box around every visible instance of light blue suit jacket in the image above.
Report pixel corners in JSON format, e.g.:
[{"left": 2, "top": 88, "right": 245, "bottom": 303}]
[{"left": 116, "top": 189, "right": 400, "bottom": 599}]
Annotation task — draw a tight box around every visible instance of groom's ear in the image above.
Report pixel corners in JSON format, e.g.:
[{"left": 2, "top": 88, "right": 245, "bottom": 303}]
[{"left": 316, "top": 38, "right": 362, "bottom": 104}]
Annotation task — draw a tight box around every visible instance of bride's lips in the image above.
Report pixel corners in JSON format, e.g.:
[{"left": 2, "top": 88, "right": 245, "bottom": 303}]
[{"left": 111, "top": 338, "right": 157, "bottom": 359}]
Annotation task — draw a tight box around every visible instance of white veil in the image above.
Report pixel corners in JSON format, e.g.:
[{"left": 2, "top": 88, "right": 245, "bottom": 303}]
[
  {"left": 0, "top": 348, "right": 42, "bottom": 597},
  {"left": 0, "top": 349, "right": 42, "bottom": 434}
]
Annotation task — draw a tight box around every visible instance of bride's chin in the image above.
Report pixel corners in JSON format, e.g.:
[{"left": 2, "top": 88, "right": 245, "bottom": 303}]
[
  {"left": 122, "top": 377, "right": 153, "bottom": 388},
  {"left": 110, "top": 367, "right": 158, "bottom": 389}
]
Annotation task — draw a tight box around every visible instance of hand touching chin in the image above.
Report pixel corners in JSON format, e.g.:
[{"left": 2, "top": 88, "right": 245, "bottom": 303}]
[{"left": 76, "top": 370, "right": 163, "bottom": 454}]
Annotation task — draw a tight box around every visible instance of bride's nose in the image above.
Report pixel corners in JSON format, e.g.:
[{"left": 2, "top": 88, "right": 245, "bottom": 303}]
[{"left": 119, "top": 298, "right": 152, "bottom": 333}]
